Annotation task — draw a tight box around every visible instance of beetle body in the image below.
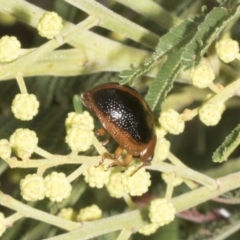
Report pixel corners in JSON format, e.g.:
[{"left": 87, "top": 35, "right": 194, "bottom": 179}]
[{"left": 81, "top": 83, "right": 156, "bottom": 165}]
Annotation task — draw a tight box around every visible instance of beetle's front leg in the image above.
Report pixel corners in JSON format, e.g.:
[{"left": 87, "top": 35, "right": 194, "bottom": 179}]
[{"left": 95, "top": 128, "right": 110, "bottom": 146}]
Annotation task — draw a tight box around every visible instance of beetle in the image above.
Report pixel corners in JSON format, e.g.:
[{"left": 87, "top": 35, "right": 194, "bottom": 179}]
[{"left": 81, "top": 82, "right": 156, "bottom": 167}]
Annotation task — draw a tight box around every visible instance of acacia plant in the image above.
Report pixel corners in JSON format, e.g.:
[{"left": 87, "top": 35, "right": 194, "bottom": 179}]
[{"left": 1, "top": 0, "right": 240, "bottom": 239}]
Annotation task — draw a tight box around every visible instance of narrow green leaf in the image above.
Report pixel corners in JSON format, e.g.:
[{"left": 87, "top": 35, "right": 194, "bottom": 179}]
[
  {"left": 119, "top": 15, "right": 203, "bottom": 84},
  {"left": 182, "top": 3, "right": 240, "bottom": 68},
  {"left": 213, "top": 123, "right": 240, "bottom": 163},
  {"left": 145, "top": 48, "right": 184, "bottom": 119},
  {"left": 73, "top": 95, "right": 83, "bottom": 114}
]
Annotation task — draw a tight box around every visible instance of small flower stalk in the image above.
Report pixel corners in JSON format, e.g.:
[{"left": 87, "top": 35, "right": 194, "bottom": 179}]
[
  {"left": 0, "top": 213, "right": 6, "bottom": 237},
  {"left": 38, "top": 11, "right": 63, "bottom": 39},
  {"left": 0, "top": 35, "right": 21, "bottom": 62},
  {"left": 11, "top": 93, "right": 39, "bottom": 121}
]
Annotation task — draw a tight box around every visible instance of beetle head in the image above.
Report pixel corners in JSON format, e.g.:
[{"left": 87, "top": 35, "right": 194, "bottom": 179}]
[{"left": 139, "top": 134, "right": 156, "bottom": 163}]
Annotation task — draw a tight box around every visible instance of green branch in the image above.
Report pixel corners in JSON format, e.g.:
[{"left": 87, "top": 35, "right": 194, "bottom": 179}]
[
  {"left": 116, "top": 0, "right": 182, "bottom": 29},
  {"left": 64, "top": 0, "right": 159, "bottom": 49},
  {"left": 0, "top": 192, "right": 81, "bottom": 231},
  {"left": 0, "top": 16, "right": 99, "bottom": 80},
  {"left": 43, "top": 170, "right": 240, "bottom": 240}
]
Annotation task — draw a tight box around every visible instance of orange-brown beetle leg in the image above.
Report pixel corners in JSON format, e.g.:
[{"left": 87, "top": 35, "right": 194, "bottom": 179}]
[
  {"left": 114, "top": 146, "right": 123, "bottom": 159},
  {"left": 95, "top": 152, "right": 112, "bottom": 167},
  {"left": 123, "top": 153, "right": 133, "bottom": 166},
  {"left": 95, "top": 128, "right": 107, "bottom": 136},
  {"left": 101, "top": 139, "right": 110, "bottom": 146},
  {"left": 95, "top": 128, "right": 110, "bottom": 146},
  {"left": 105, "top": 146, "right": 124, "bottom": 168}
]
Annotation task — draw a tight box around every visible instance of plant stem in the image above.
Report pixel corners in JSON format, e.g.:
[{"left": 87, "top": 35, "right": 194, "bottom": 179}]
[
  {"left": 116, "top": 0, "right": 182, "bottom": 29},
  {"left": 64, "top": 0, "right": 159, "bottom": 49},
  {"left": 209, "top": 83, "right": 222, "bottom": 94},
  {"left": 1, "top": 46, "right": 154, "bottom": 80},
  {"left": 116, "top": 228, "right": 132, "bottom": 240},
  {"left": 209, "top": 78, "right": 240, "bottom": 104},
  {"left": 165, "top": 172, "right": 174, "bottom": 201},
  {"left": 92, "top": 135, "right": 109, "bottom": 156},
  {"left": 213, "top": 220, "right": 240, "bottom": 240},
  {"left": 0, "top": 15, "right": 99, "bottom": 80},
  {"left": 5, "top": 154, "right": 216, "bottom": 189},
  {"left": 35, "top": 146, "right": 54, "bottom": 159},
  {"left": 0, "top": 0, "right": 158, "bottom": 81},
  {"left": 147, "top": 162, "right": 217, "bottom": 189},
  {"left": 123, "top": 193, "right": 136, "bottom": 209},
  {"left": 47, "top": 209, "right": 145, "bottom": 240},
  {"left": 5, "top": 212, "right": 23, "bottom": 226},
  {"left": 167, "top": 152, "right": 198, "bottom": 189},
  {"left": 67, "top": 164, "right": 89, "bottom": 183},
  {"left": 213, "top": 197, "right": 240, "bottom": 205},
  {"left": 0, "top": 191, "right": 81, "bottom": 231},
  {"left": 43, "top": 170, "right": 240, "bottom": 240},
  {"left": 15, "top": 72, "right": 27, "bottom": 93}
]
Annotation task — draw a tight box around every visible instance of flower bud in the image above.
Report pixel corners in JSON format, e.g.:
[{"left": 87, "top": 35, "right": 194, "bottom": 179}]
[
  {"left": 9, "top": 128, "right": 38, "bottom": 159},
  {"left": 149, "top": 198, "right": 175, "bottom": 226},
  {"left": 190, "top": 63, "right": 215, "bottom": 88},
  {"left": 159, "top": 109, "right": 185, "bottom": 135},
  {"left": 44, "top": 172, "right": 72, "bottom": 202},
  {"left": 65, "top": 126, "right": 93, "bottom": 152},
  {"left": 11, "top": 93, "right": 39, "bottom": 121},
  {"left": 199, "top": 102, "right": 225, "bottom": 126},
  {"left": 77, "top": 205, "right": 102, "bottom": 222},
  {"left": 216, "top": 38, "right": 239, "bottom": 63},
  {"left": 123, "top": 166, "right": 151, "bottom": 196},
  {"left": 20, "top": 174, "right": 45, "bottom": 201},
  {"left": 38, "top": 12, "right": 63, "bottom": 39},
  {"left": 0, "top": 36, "right": 21, "bottom": 62},
  {"left": 83, "top": 165, "right": 110, "bottom": 188}
]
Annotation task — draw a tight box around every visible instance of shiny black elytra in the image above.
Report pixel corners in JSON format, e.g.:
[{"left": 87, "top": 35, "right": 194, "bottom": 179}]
[{"left": 81, "top": 83, "right": 156, "bottom": 167}]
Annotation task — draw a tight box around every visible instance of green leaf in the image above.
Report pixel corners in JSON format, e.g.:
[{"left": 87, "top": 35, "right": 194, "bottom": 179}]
[
  {"left": 213, "top": 123, "right": 240, "bottom": 163},
  {"left": 145, "top": 48, "right": 184, "bottom": 119},
  {"left": 119, "top": 15, "right": 203, "bottom": 84},
  {"left": 182, "top": 3, "right": 240, "bottom": 68},
  {"left": 118, "top": 64, "right": 136, "bottom": 84},
  {"left": 73, "top": 94, "right": 82, "bottom": 114}
]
